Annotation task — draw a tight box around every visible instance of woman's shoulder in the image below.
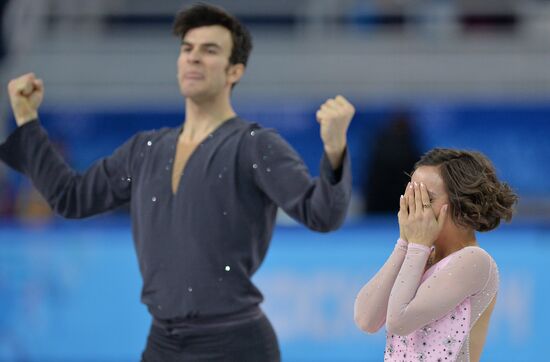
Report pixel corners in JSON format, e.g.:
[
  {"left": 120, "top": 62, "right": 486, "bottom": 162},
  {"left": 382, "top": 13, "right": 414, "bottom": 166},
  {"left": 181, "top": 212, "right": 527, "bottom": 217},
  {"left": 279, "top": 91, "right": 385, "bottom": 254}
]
[{"left": 454, "top": 245, "right": 498, "bottom": 270}]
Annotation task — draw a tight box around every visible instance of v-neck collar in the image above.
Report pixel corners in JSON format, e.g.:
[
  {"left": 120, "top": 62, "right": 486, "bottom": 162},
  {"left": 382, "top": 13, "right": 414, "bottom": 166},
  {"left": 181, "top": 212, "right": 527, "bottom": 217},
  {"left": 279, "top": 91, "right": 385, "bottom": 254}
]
[{"left": 170, "top": 117, "right": 239, "bottom": 196}]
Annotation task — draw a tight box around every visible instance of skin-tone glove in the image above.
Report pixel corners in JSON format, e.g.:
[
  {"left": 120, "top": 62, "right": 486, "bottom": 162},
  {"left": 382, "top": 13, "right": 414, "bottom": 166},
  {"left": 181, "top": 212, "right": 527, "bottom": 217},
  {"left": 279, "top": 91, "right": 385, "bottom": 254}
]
[
  {"left": 398, "top": 182, "right": 448, "bottom": 247},
  {"left": 316, "top": 95, "right": 355, "bottom": 170},
  {"left": 7, "top": 72, "right": 44, "bottom": 127}
]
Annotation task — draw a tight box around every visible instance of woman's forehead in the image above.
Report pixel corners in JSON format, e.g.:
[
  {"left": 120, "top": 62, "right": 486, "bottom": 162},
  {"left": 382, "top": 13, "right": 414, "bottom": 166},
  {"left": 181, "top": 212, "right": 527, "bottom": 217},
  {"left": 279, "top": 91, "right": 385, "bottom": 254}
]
[{"left": 411, "top": 166, "right": 446, "bottom": 193}]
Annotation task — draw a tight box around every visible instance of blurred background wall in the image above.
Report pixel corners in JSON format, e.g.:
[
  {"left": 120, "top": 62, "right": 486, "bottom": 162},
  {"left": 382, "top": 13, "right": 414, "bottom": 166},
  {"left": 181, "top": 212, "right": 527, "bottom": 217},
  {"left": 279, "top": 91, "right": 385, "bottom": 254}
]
[{"left": 0, "top": 0, "right": 549, "bottom": 361}]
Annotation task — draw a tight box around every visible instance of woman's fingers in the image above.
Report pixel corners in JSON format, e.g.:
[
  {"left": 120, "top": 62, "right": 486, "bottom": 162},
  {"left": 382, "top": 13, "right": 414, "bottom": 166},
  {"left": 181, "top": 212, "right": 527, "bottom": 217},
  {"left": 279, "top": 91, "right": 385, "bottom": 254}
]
[
  {"left": 407, "top": 182, "right": 415, "bottom": 215},
  {"left": 401, "top": 181, "right": 444, "bottom": 247},
  {"left": 419, "top": 183, "right": 432, "bottom": 213},
  {"left": 399, "top": 182, "right": 410, "bottom": 223},
  {"left": 414, "top": 182, "right": 423, "bottom": 215},
  {"left": 399, "top": 193, "right": 407, "bottom": 217}
]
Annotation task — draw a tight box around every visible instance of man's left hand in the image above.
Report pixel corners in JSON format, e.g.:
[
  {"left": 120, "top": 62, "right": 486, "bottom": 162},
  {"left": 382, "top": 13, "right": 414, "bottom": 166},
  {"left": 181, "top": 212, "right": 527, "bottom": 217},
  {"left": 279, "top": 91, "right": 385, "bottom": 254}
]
[{"left": 316, "top": 95, "right": 355, "bottom": 168}]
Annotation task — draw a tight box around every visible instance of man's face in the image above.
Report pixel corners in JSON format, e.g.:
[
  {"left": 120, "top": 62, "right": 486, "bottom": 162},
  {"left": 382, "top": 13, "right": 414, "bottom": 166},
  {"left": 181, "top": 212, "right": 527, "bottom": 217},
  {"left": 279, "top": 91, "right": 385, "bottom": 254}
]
[{"left": 177, "top": 25, "right": 237, "bottom": 101}]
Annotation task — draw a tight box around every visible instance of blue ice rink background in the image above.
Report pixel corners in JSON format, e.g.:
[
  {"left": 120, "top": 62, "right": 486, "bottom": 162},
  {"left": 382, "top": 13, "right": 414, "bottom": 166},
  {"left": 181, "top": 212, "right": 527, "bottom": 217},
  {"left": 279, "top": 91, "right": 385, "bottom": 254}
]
[
  {"left": 2, "top": 2, "right": 550, "bottom": 359},
  {"left": 1, "top": 102, "right": 549, "bottom": 361},
  {"left": 0, "top": 219, "right": 547, "bottom": 362}
]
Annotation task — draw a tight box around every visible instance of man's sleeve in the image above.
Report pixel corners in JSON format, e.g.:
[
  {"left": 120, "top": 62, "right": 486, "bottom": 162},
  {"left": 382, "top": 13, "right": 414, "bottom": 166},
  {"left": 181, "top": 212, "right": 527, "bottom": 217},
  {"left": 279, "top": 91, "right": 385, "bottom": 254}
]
[
  {"left": 0, "top": 119, "right": 139, "bottom": 218},
  {"left": 244, "top": 127, "right": 352, "bottom": 232}
]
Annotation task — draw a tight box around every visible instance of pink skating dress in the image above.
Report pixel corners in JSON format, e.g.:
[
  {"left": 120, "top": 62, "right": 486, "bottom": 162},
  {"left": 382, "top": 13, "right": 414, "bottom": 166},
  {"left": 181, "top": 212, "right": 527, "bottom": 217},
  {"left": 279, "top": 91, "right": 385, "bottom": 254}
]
[{"left": 354, "top": 240, "right": 499, "bottom": 362}]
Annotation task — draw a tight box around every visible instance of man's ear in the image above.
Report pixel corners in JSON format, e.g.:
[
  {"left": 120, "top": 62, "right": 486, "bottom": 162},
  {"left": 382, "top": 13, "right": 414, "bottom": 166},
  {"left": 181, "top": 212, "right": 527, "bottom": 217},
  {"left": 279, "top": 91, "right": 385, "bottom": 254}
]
[{"left": 227, "top": 63, "right": 245, "bottom": 86}]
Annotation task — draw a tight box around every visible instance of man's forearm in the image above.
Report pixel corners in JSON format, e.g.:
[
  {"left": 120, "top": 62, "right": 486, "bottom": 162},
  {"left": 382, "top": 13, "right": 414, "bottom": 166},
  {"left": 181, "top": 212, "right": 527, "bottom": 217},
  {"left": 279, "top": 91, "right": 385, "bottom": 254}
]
[{"left": 324, "top": 143, "right": 346, "bottom": 170}]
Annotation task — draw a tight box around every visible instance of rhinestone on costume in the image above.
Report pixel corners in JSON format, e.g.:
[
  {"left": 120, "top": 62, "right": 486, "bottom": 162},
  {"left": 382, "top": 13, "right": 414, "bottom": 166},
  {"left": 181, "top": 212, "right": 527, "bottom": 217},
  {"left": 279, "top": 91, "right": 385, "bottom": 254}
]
[
  {"left": 225, "top": 265, "right": 231, "bottom": 271},
  {"left": 147, "top": 141, "right": 152, "bottom": 146},
  {"left": 152, "top": 196, "right": 157, "bottom": 202},
  {"left": 252, "top": 164, "right": 258, "bottom": 169},
  {"left": 443, "top": 336, "right": 456, "bottom": 347}
]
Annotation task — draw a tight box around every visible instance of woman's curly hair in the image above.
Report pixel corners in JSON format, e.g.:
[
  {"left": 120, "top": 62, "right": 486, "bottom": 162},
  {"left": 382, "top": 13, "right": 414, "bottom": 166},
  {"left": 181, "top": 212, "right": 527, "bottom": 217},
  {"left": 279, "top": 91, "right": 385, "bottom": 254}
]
[{"left": 415, "top": 148, "right": 518, "bottom": 232}]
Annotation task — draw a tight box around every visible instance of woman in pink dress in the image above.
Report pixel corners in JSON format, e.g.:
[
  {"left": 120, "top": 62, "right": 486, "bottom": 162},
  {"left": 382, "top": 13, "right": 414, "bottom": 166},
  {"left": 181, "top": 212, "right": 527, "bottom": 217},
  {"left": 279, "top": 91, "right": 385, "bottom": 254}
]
[{"left": 354, "top": 148, "right": 517, "bottom": 362}]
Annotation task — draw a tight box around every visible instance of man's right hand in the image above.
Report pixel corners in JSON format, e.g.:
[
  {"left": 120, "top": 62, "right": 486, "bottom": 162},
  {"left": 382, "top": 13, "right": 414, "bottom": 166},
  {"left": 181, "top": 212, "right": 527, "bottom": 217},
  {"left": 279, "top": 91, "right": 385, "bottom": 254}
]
[{"left": 7, "top": 73, "right": 44, "bottom": 127}]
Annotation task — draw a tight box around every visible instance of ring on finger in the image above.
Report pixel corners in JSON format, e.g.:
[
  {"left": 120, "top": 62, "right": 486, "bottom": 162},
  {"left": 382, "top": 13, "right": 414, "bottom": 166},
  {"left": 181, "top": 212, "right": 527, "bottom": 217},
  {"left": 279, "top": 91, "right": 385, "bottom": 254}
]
[{"left": 422, "top": 203, "right": 431, "bottom": 209}]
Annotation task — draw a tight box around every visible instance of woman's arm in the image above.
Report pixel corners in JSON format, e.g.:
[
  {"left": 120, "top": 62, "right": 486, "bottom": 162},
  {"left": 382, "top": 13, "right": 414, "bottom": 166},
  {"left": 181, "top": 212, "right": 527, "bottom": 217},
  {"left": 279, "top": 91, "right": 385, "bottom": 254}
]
[
  {"left": 386, "top": 245, "right": 493, "bottom": 336},
  {"left": 354, "top": 238, "right": 408, "bottom": 333}
]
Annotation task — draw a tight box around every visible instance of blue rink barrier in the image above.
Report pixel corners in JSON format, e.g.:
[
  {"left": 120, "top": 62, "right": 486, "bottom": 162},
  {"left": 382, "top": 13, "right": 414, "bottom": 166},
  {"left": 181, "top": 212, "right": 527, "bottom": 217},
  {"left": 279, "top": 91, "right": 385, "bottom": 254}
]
[
  {"left": 0, "top": 220, "right": 548, "bottom": 361},
  {"left": 7, "top": 102, "right": 550, "bottom": 198}
]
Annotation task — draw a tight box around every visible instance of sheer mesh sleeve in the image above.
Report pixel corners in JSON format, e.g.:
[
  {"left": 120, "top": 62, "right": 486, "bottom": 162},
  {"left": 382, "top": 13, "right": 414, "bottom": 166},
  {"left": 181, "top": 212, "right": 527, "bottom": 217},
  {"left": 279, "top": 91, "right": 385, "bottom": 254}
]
[
  {"left": 386, "top": 244, "right": 495, "bottom": 336},
  {"left": 354, "top": 239, "right": 408, "bottom": 333}
]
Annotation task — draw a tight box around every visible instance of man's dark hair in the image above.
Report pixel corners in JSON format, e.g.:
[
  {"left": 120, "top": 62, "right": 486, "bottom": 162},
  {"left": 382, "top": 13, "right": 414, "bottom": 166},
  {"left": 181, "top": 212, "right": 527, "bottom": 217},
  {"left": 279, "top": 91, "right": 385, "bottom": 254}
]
[{"left": 173, "top": 3, "right": 253, "bottom": 66}]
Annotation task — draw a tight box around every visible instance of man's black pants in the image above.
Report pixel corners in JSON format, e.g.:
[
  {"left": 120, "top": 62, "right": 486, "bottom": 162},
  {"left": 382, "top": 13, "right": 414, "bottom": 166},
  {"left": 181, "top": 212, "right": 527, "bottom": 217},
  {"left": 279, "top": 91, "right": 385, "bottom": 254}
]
[{"left": 141, "top": 313, "right": 281, "bottom": 362}]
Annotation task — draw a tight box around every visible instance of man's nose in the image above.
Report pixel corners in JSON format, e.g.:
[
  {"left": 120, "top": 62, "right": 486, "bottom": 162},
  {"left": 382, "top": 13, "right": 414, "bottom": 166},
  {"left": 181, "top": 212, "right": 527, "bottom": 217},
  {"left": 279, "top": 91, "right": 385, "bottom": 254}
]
[{"left": 187, "top": 49, "right": 201, "bottom": 63}]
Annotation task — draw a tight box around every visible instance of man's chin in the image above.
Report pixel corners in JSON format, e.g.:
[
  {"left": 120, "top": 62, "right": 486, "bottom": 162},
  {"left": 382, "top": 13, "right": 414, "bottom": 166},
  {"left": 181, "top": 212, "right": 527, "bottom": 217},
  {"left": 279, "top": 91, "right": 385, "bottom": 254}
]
[
  {"left": 181, "top": 87, "right": 203, "bottom": 98},
  {"left": 181, "top": 90, "right": 212, "bottom": 103}
]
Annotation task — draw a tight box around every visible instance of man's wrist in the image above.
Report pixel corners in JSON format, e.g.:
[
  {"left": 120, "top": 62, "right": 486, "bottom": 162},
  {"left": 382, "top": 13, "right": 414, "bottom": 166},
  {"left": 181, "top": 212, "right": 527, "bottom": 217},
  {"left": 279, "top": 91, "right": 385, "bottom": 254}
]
[
  {"left": 324, "top": 142, "right": 346, "bottom": 156},
  {"left": 15, "top": 112, "right": 38, "bottom": 127},
  {"left": 324, "top": 144, "right": 346, "bottom": 170}
]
